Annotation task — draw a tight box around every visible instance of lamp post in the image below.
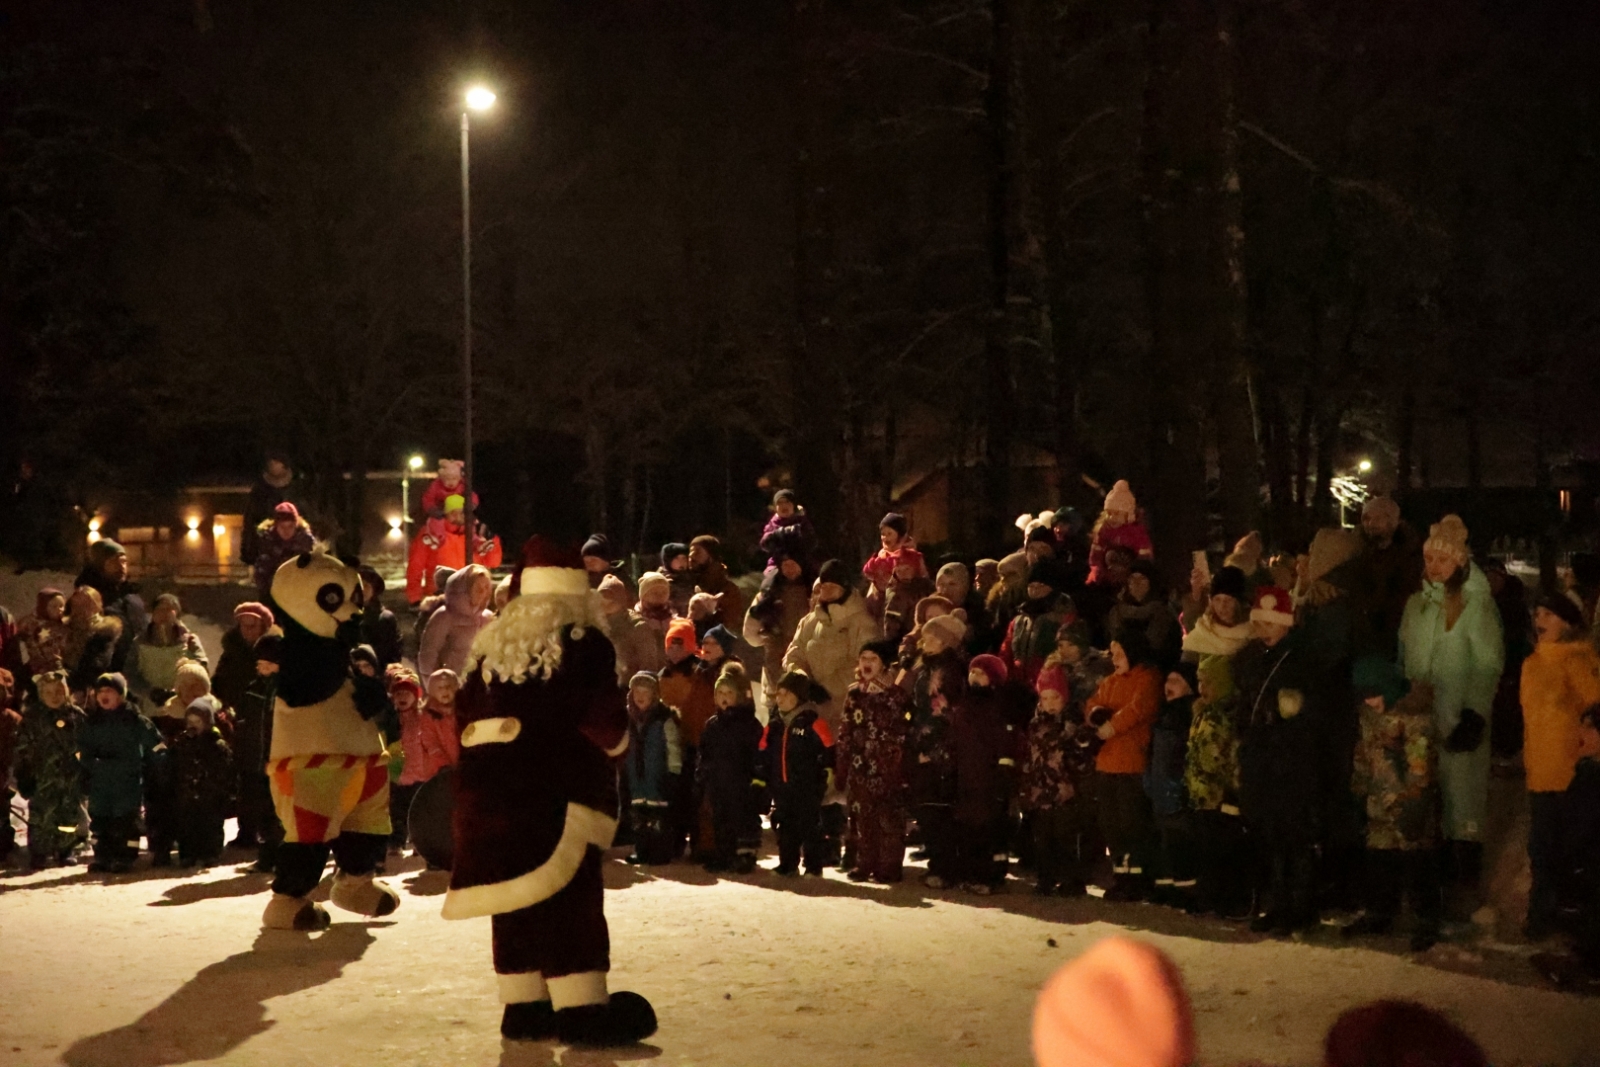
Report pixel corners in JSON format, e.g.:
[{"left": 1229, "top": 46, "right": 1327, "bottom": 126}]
[
  {"left": 402, "top": 454, "right": 425, "bottom": 530},
  {"left": 461, "top": 85, "right": 495, "bottom": 563}
]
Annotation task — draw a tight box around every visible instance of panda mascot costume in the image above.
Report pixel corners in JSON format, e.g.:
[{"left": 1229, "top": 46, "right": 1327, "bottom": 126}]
[
  {"left": 262, "top": 550, "right": 401, "bottom": 930},
  {"left": 442, "top": 536, "right": 656, "bottom": 1046}
]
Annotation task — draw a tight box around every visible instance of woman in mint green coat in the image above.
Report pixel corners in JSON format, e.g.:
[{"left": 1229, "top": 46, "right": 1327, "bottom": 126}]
[{"left": 1398, "top": 516, "right": 1503, "bottom": 897}]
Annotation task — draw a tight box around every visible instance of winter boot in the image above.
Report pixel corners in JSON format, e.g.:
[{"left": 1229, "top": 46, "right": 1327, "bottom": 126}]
[
  {"left": 501, "top": 1001, "right": 557, "bottom": 1041},
  {"left": 329, "top": 871, "right": 400, "bottom": 916},
  {"left": 555, "top": 991, "right": 658, "bottom": 1047},
  {"left": 262, "top": 893, "right": 331, "bottom": 931}
]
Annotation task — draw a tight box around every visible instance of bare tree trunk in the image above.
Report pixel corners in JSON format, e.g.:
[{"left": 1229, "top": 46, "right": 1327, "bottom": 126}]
[
  {"left": 1395, "top": 384, "right": 1416, "bottom": 501},
  {"left": 980, "top": 0, "right": 1020, "bottom": 555}
]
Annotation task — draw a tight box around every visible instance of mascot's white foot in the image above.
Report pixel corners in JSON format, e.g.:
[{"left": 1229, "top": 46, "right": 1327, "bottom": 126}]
[
  {"left": 330, "top": 871, "right": 401, "bottom": 917},
  {"left": 262, "top": 893, "right": 331, "bottom": 931}
]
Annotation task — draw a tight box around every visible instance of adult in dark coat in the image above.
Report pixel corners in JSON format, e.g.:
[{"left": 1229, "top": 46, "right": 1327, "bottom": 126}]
[
  {"left": 241, "top": 456, "right": 309, "bottom": 565},
  {"left": 1350, "top": 495, "right": 1422, "bottom": 660},
  {"left": 442, "top": 538, "right": 656, "bottom": 1048},
  {"left": 358, "top": 566, "right": 405, "bottom": 669},
  {"left": 211, "top": 603, "right": 276, "bottom": 715},
  {"left": 74, "top": 539, "right": 147, "bottom": 674}
]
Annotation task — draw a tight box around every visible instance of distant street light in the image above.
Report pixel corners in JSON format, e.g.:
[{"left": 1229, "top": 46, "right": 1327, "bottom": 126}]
[
  {"left": 460, "top": 85, "right": 495, "bottom": 561},
  {"left": 402, "top": 455, "right": 425, "bottom": 530},
  {"left": 408, "top": 455, "right": 426, "bottom": 471},
  {"left": 1358, "top": 459, "right": 1373, "bottom": 473}
]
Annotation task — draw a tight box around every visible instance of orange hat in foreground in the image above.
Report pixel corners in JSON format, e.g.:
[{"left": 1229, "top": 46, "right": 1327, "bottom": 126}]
[{"left": 1033, "top": 936, "right": 1194, "bottom": 1067}]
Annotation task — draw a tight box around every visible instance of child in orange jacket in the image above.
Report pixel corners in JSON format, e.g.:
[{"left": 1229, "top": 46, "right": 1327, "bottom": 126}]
[{"left": 1086, "top": 628, "right": 1162, "bottom": 900}]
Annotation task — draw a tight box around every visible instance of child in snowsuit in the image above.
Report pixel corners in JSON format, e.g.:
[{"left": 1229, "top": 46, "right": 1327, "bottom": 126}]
[
  {"left": 395, "top": 669, "right": 461, "bottom": 861},
  {"left": 384, "top": 667, "right": 425, "bottom": 849},
  {"left": 951, "top": 654, "right": 1022, "bottom": 894},
  {"left": 625, "top": 672, "right": 683, "bottom": 866},
  {"left": 1344, "top": 656, "right": 1443, "bottom": 952},
  {"left": 696, "top": 663, "right": 764, "bottom": 873},
  {"left": 1183, "top": 655, "right": 1249, "bottom": 917},
  {"left": 759, "top": 489, "right": 817, "bottom": 573},
  {"left": 1566, "top": 707, "right": 1600, "bottom": 980},
  {"left": 656, "top": 618, "right": 714, "bottom": 859},
  {"left": 1023, "top": 665, "right": 1097, "bottom": 895},
  {"left": 233, "top": 633, "right": 284, "bottom": 871},
  {"left": 15, "top": 671, "right": 87, "bottom": 868},
  {"left": 1087, "top": 479, "right": 1154, "bottom": 585},
  {"left": 906, "top": 617, "right": 966, "bottom": 888},
  {"left": 78, "top": 673, "right": 164, "bottom": 872},
  {"left": 837, "top": 639, "right": 913, "bottom": 883},
  {"left": 169, "top": 697, "right": 235, "bottom": 868},
  {"left": 757, "top": 670, "right": 835, "bottom": 876},
  {"left": 1146, "top": 662, "right": 1198, "bottom": 909},
  {"left": 1087, "top": 630, "right": 1163, "bottom": 901}
]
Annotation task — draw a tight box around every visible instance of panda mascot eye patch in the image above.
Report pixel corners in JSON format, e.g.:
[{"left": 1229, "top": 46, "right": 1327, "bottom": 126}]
[{"left": 317, "top": 583, "right": 346, "bottom": 614}]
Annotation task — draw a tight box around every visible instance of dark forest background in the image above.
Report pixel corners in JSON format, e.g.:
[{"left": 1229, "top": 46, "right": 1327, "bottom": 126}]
[{"left": 4, "top": 0, "right": 1598, "bottom": 570}]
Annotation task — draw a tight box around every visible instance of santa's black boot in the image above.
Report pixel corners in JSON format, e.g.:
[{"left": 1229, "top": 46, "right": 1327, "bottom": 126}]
[
  {"left": 556, "top": 992, "right": 658, "bottom": 1047},
  {"left": 501, "top": 1001, "right": 556, "bottom": 1041}
]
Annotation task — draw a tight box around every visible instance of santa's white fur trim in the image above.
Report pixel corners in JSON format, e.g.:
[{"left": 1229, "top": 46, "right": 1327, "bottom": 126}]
[
  {"left": 461, "top": 717, "right": 521, "bottom": 747},
  {"left": 548, "top": 971, "right": 609, "bottom": 1010},
  {"left": 521, "top": 566, "right": 590, "bottom": 598},
  {"left": 441, "top": 802, "right": 617, "bottom": 920},
  {"left": 469, "top": 589, "right": 607, "bottom": 685},
  {"left": 498, "top": 971, "right": 549, "bottom": 1005}
]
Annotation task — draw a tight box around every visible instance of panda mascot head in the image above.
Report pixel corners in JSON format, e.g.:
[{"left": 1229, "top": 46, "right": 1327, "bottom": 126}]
[{"left": 270, "top": 550, "right": 385, "bottom": 717}]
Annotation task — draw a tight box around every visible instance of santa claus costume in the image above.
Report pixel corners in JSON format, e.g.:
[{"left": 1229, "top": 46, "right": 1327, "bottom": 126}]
[{"left": 442, "top": 537, "right": 657, "bottom": 1046}]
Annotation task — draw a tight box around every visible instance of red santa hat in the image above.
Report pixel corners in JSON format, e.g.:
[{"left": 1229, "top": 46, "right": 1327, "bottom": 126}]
[
  {"left": 1249, "top": 586, "right": 1296, "bottom": 628},
  {"left": 516, "top": 536, "right": 590, "bottom": 598}
]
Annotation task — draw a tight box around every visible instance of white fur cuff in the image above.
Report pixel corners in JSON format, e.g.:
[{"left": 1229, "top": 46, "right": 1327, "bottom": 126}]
[
  {"left": 548, "top": 970, "right": 609, "bottom": 1010},
  {"left": 521, "top": 567, "right": 591, "bottom": 598},
  {"left": 461, "top": 717, "right": 522, "bottom": 747},
  {"left": 498, "top": 971, "right": 548, "bottom": 1005}
]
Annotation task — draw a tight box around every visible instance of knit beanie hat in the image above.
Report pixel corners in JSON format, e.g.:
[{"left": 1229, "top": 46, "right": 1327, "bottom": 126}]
[
  {"left": 665, "top": 617, "right": 700, "bottom": 654},
  {"left": 997, "top": 552, "right": 1030, "bottom": 583},
  {"left": 358, "top": 565, "right": 386, "bottom": 599},
  {"left": 427, "top": 668, "right": 461, "bottom": 691},
  {"left": 629, "top": 671, "right": 659, "bottom": 695},
  {"left": 879, "top": 512, "right": 908, "bottom": 537},
  {"left": 1536, "top": 594, "right": 1584, "bottom": 631},
  {"left": 1055, "top": 619, "right": 1094, "bottom": 652},
  {"left": 1423, "top": 515, "right": 1471, "bottom": 567},
  {"left": 1307, "top": 527, "right": 1365, "bottom": 585},
  {"left": 689, "top": 534, "right": 723, "bottom": 561},
  {"left": 1352, "top": 655, "right": 1410, "bottom": 706},
  {"left": 1168, "top": 660, "right": 1199, "bottom": 696},
  {"left": 915, "top": 595, "right": 955, "bottom": 625},
  {"left": 715, "top": 662, "right": 752, "bottom": 696},
  {"left": 174, "top": 659, "right": 211, "bottom": 694},
  {"left": 95, "top": 673, "right": 128, "bottom": 697},
  {"left": 636, "top": 572, "right": 670, "bottom": 599},
  {"left": 350, "top": 644, "right": 380, "bottom": 673},
  {"left": 1103, "top": 480, "right": 1138, "bottom": 519},
  {"left": 1036, "top": 664, "right": 1069, "bottom": 698},
  {"left": 273, "top": 501, "right": 302, "bottom": 523},
  {"left": 817, "top": 559, "right": 853, "bottom": 591},
  {"left": 233, "top": 601, "right": 276, "bottom": 627},
  {"left": 921, "top": 612, "right": 968, "bottom": 649},
  {"left": 252, "top": 633, "right": 285, "bottom": 664},
  {"left": 1209, "top": 565, "right": 1248, "bottom": 603},
  {"left": 859, "top": 638, "right": 900, "bottom": 668},
  {"left": 1250, "top": 586, "right": 1296, "bottom": 628},
  {"left": 1026, "top": 525, "right": 1057, "bottom": 548},
  {"left": 1195, "top": 654, "right": 1233, "bottom": 703},
  {"left": 1324, "top": 1000, "right": 1487, "bottom": 1067},
  {"left": 772, "top": 488, "right": 796, "bottom": 505},
  {"left": 386, "top": 664, "right": 424, "bottom": 698},
  {"left": 969, "top": 653, "right": 1009, "bottom": 686},
  {"left": 87, "top": 540, "right": 127, "bottom": 573},
  {"left": 1361, "top": 494, "right": 1402, "bottom": 527},
  {"left": 701, "top": 624, "right": 737, "bottom": 655},
  {"left": 1028, "top": 557, "right": 1071, "bottom": 593},
  {"left": 581, "top": 533, "right": 614, "bottom": 561},
  {"left": 1032, "top": 936, "right": 1195, "bottom": 1067},
  {"left": 660, "top": 543, "right": 690, "bottom": 568},
  {"left": 597, "top": 573, "right": 631, "bottom": 609},
  {"left": 1111, "top": 628, "right": 1156, "bottom": 669},
  {"left": 153, "top": 592, "right": 182, "bottom": 614},
  {"left": 186, "top": 694, "right": 220, "bottom": 727},
  {"left": 936, "top": 561, "right": 970, "bottom": 590},
  {"left": 777, "top": 669, "right": 828, "bottom": 705}
]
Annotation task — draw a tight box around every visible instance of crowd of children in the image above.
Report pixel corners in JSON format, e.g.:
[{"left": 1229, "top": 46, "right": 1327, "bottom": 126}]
[{"left": 5, "top": 478, "right": 1600, "bottom": 988}]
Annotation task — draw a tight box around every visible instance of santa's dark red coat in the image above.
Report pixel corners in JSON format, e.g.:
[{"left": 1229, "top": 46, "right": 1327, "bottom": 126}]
[{"left": 442, "top": 626, "right": 627, "bottom": 920}]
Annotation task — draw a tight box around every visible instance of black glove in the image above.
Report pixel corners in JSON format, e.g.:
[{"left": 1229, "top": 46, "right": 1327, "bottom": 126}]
[
  {"left": 1444, "top": 708, "right": 1486, "bottom": 754},
  {"left": 350, "top": 670, "right": 390, "bottom": 721}
]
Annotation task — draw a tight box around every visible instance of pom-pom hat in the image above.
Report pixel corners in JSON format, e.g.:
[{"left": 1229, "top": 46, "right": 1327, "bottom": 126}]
[
  {"left": 517, "top": 536, "right": 590, "bottom": 598},
  {"left": 1250, "top": 586, "right": 1296, "bottom": 628}
]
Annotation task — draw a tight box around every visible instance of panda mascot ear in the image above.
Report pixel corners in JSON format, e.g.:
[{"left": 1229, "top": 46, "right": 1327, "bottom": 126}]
[{"left": 296, "top": 553, "right": 315, "bottom": 569}]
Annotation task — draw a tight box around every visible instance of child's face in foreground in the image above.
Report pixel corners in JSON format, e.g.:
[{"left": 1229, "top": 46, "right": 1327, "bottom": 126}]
[
  {"left": 95, "top": 688, "right": 121, "bottom": 710},
  {"left": 392, "top": 688, "right": 418, "bottom": 712},
  {"left": 184, "top": 713, "right": 207, "bottom": 737},
  {"left": 858, "top": 651, "right": 884, "bottom": 683},
  {"left": 919, "top": 631, "right": 948, "bottom": 657},
  {"left": 631, "top": 686, "right": 654, "bottom": 711},
  {"left": 665, "top": 639, "right": 691, "bottom": 665},
  {"left": 967, "top": 669, "right": 990, "bottom": 688},
  {"left": 428, "top": 678, "right": 459, "bottom": 707},
  {"left": 1038, "top": 689, "right": 1065, "bottom": 715},
  {"left": 355, "top": 660, "right": 377, "bottom": 678},
  {"left": 714, "top": 685, "right": 737, "bottom": 711},
  {"left": 775, "top": 689, "right": 800, "bottom": 713},
  {"left": 40, "top": 680, "right": 70, "bottom": 709},
  {"left": 1164, "top": 672, "right": 1192, "bottom": 702}
]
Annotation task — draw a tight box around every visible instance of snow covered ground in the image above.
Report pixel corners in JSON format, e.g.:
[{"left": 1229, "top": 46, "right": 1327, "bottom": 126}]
[{"left": 4, "top": 847, "right": 1600, "bottom": 1067}]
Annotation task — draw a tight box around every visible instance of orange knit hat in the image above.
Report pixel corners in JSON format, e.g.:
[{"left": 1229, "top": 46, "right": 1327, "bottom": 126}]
[
  {"left": 665, "top": 617, "right": 700, "bottom": 655},
  {"left": 1032, "top": 937, "right": 1195, "bottom": 1067}
]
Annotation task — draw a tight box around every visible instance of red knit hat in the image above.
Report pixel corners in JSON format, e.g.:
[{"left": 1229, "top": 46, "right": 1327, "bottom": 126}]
[
  {"left": 969, "top": 653, "right": 1008, "bottom": 686},
  {"left": 272, "top": 502, "right": 300, "bottom": 523},
  {"left": 665, "top": 617, "right": 700, "bottom": 655},
  {"left": 233, "top": 601, "right": 276, "bottom": 627},
  {"left": 1250, "top": 586, "right": 1296, "bottom": 628},
  {"left": 1033, "top": 936, "right": 1195, "bottom": 1067},
  {"left": 1036, "top": 663, "right": 1069, "bottom": 698},
  {"left": 516, "top": 535, "right": 589, "bottom": 598},
  {"left": 385, "top": 664, "right": 423, "bottom": 698}
]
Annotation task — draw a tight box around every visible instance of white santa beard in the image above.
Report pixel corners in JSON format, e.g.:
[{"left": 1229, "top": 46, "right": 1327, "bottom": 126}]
[{"left": 469, "top": 591, "right": 607, "bottom": 684}]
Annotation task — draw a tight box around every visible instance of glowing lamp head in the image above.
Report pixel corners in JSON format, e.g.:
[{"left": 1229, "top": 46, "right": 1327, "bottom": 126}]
[
  {"left": 408, "top": 454, "right": 426, "bottom": 471},
  {"left": 186, "top": 515, "right": 201, "bottom": 533},
  {"left": 387, "top": 516, "right": 404, "bottom": 536},
  {"left": 465, "top": 86, "right": 496, "bottom": 112},
  {"left": 1358, "top": 459, "right": 1373, "bottom": 473},
  {"left": 88, "top": 517, "right": 102, "bottom": 533}
]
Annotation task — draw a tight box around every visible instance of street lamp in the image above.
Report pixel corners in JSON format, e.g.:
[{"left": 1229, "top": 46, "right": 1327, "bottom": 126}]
[
  {"left": 1358, "top": 459, "right": 1373, "bottom": 474},
  {"left": 402, "top": 454, "right": 425, "bottom": 529},
  {"left": 460, "top": 85, "right": 495, "bottom": 562}
]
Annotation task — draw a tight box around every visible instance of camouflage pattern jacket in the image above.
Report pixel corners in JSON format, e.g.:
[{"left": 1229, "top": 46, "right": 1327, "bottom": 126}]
[{"left": 1351, "top": 682, "right": 1439, "bottom": 851}]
